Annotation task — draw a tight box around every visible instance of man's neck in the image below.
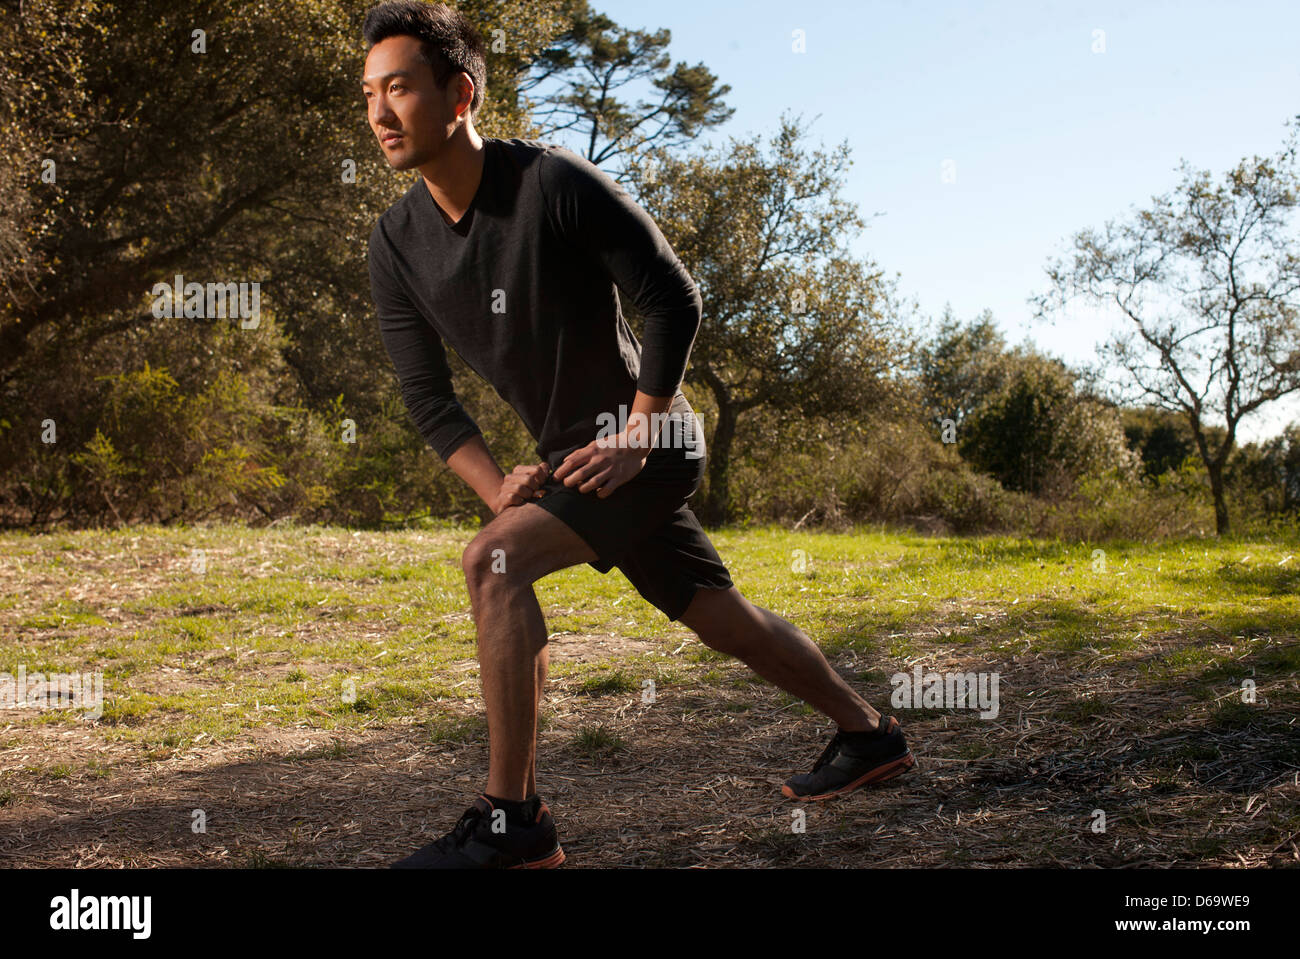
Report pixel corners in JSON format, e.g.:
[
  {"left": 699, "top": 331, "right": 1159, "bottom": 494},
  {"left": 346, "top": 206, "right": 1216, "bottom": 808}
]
[{"left": 418, "top": 125, "right": 486, "bottom": 226}]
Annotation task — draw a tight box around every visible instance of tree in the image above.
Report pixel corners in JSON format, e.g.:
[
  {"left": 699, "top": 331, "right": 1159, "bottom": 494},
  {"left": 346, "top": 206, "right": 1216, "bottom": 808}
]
[
  {"left": 0, "top": 0, "right": 574, "bottom": 525},
  {"left": 1228, "top": 422, "right": 1300, "bottom": 517},
  {"left": 959, "top": 348, "right": 1137, "bottom": 494},
  {"left": 626, "top": 112, "right": 908, "bottom": 523},
  {"left": 916, "top": 306, "right": 1008, "bottom": 430},
  {"left": 1120, "top": 405, "right": 1211, "bottom": 479},
  {"left": 522, "top": 0, "right": 732, "bottom": 174},
  {"left": 0, "top": 0, "right": 571, "bottom": 392},
  {"left": 1033, "top": 123, "right": 1300, "bottom": 534}
]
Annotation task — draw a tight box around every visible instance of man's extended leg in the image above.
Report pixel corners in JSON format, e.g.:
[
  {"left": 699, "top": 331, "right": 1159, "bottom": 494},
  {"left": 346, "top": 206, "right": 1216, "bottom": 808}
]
[
  {"left": 676, "top": 584, "right": 914, "bottom": 800},
  {"left": 461, "top": 503, "right": 598, "bottom": 801},
  {"left": 676, "top": 585, "right": 880, "bottom": 731}
]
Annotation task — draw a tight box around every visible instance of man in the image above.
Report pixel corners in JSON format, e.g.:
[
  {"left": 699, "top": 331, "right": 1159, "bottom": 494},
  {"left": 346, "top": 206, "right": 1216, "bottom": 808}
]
[{"left": 362, "top": 0, "right": 915, "bottom": 869}]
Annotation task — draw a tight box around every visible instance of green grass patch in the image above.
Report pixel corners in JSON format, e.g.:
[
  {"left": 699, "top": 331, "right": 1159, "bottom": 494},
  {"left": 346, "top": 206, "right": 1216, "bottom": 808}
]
[
  {"left": 425, "top": 713, "right": 487, "bottom": 745},
  {"left": 578, "top": 669, "right": 638, "bottom": 696},
  {"left": 571, "top": 724, "right": 625, "bottom": 754}
]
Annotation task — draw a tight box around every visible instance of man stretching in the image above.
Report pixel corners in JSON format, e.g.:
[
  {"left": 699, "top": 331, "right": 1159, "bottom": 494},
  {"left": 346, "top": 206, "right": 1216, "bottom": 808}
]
[{"left": 361, "top": 0, "right": 915, "bottom": 869}]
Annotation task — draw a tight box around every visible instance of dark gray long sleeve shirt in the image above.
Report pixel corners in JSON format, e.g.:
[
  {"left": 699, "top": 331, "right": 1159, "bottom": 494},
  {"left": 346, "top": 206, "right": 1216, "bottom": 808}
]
[{"left": 368, "top": 137, "right": 703, "bottom": 471}]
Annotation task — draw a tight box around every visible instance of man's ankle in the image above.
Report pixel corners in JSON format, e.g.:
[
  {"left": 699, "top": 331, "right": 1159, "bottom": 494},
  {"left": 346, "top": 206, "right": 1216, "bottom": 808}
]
[
  {"left": 839, "top": 713, "right": 883, "bottom": 735},
  {"left": 483, "top": 792, "right": 540, "bottom": 824}
]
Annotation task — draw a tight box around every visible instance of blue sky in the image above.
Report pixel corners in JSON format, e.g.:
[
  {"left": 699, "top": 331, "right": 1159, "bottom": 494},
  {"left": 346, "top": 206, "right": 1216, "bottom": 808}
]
[{"left": 580, "top": 0, "right": 1300, "bottom": 441}]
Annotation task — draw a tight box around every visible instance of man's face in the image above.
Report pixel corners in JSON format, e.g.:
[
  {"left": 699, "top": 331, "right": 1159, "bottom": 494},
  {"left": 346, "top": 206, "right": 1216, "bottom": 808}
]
[{"left": 362, "top": 35, "right": 465, "bottom": 170}]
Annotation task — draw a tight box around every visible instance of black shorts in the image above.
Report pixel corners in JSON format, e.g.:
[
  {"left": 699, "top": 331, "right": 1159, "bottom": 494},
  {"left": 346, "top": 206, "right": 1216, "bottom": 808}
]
[{"left": 533, "top": 405, "right": 734, "bottom": 621}]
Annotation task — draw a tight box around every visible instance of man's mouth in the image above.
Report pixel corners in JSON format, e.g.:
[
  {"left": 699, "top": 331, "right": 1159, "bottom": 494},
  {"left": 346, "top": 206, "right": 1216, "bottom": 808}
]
[{"left": 381, "top": 132, "right": 403, "bottom": 146}]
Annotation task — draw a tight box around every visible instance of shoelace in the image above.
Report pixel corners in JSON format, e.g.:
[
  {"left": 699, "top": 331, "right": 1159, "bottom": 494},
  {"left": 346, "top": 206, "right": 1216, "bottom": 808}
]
[
  {"left": 810, "top": 731, "right": 845, "bottom": 773},
  {"left": 433, "top": 804, "right": 486, "bottom": 853}
]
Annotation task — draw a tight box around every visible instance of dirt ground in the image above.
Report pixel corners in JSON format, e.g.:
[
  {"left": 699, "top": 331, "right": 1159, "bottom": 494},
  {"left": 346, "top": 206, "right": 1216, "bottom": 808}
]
[
  {"left": 3, "top": 635, "right": 1297, "bottom": 868},
  {"left": 2, "top": 526, "right": 1297, "bottom": 868}
]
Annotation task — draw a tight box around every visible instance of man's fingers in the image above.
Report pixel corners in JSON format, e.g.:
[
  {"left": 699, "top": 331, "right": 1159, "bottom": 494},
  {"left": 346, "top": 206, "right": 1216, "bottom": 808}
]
[
  {"left": 578, "top": 465, "right": 614, "bottom": 493},
  {"left": 553, "top": 447, "right": 592, "bottom": 480},
  {"left": 506, "top": 482, "right": 538, "bottom": 501},
  {"left": 564, "top": 460, "right": 605, "bottom": 487},
  {"left": 558, "top": 458, "right": 588, "bottom": 484}
]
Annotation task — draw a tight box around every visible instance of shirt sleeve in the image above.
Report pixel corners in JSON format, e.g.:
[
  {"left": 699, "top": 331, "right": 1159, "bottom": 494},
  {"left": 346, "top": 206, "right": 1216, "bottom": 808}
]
[
  {"left": 368, "top": 224, "right": 483, "bottom": 463},
  {"left": 538, "top": 146, "right": 703, "bottom": 397}
]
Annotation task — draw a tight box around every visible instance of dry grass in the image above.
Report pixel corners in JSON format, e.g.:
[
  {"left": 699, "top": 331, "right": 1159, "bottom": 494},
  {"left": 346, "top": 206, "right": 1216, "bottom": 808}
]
[{"left": 1, "top": 524, "right": 1297, "bottom": 868}]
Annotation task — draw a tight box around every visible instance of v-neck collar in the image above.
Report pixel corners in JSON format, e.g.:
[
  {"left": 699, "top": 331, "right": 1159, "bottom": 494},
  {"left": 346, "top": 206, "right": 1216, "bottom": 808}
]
[{"left": 424, "top": 138, "right": 493, "bottom": 237}]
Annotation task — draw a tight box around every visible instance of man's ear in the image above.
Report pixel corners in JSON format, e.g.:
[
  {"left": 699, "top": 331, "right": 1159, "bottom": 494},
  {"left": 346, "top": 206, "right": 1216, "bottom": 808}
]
[{"left": 456, "top": 73, "right": 476, "bottom": 120}]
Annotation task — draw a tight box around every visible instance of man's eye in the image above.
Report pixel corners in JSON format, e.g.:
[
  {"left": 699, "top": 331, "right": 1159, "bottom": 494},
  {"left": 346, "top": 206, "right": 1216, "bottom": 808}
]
[{"left": 391, "top": 84, "right": 404, "bottom": 92}]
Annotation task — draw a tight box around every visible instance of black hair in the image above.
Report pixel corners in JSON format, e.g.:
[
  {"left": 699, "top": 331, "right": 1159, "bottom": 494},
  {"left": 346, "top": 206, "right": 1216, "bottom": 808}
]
[{"left": 362, "top": 1, "right": 487, "bottom": 119}]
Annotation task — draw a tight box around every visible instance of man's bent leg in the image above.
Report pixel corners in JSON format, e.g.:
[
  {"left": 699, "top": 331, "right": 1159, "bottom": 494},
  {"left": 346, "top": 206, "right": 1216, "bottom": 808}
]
[
  {"left": 677, "top": 585, "right": 881, "bottom": 732},
  {"left": 461, "top": 503, "right": 598, "bottom": 801}
]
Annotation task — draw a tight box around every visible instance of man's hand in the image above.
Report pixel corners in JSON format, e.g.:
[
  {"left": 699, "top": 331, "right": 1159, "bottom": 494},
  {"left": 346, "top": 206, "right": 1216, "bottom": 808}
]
[
  {"left": 553, "top": 431, "right": 649, "bottom": 498},
  {"left": 491, "top": 462, "right": 550, "bottom": 515}
]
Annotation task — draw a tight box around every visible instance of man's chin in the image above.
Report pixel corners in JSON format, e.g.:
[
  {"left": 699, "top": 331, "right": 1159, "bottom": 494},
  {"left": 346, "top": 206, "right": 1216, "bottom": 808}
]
[{"left": 385, "top": 149, "right": 428, "bottom": 172}]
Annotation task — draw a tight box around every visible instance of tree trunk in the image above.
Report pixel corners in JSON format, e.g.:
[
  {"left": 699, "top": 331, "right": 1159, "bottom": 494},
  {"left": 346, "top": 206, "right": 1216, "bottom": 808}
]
[
  {"left": 1207, "top": 461, "right": 1230, "bottom": 536},
  {"left": 1187, "top": 412, "right": 1233, "bottom": 536},
  {"left": 701, "top": 398, "right": 738, "bottom": 525}
]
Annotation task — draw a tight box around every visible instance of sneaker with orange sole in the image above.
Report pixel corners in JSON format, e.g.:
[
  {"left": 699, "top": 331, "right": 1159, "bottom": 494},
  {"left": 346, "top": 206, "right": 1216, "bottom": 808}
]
[
  {"left": 390, "top": 794, "right": 566, "bottom": 868},
  {"left": 782, "top": 715, "right": 916, "bottom": 801}
]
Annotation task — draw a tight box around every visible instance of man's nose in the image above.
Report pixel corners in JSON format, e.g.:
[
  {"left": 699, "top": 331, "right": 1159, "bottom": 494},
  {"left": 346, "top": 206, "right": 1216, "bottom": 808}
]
[{"left": 370, "top": 97, "right": 396, "bottom": 126}]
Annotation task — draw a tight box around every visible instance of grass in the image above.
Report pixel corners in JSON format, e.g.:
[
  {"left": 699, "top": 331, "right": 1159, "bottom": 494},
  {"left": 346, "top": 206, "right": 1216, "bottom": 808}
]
[
  {"left": 578, "top": 669, "right": 638, "bottom": 696},
  {"left": 0, "top": 521, "right": 1297, "bottom": 867},
  {"left": 571, "top": 724, "right": 626, "bottom": 754},
  {"left": 424, "top": 713, "right": 487, "bottom": 745}
]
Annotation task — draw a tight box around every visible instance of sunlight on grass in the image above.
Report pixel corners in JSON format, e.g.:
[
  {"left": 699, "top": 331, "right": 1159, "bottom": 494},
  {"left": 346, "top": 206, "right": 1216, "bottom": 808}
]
[{"left": 0, "top": 522, "right": 1294, "bottom": 784}]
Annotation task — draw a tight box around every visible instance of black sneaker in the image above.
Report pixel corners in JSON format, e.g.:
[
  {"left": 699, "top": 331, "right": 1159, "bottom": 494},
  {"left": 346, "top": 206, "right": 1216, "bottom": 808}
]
[
  {"left": 390, "top": 794, "right": 566, "bottom": 868},
  {"left": 782, "top": 715, "right": 915, "bottom": 801}
]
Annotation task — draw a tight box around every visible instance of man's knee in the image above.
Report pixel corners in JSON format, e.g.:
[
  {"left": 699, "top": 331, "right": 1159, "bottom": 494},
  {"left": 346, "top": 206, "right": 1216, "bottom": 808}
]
[
  {"left": 463, "top": 504, "right": 598, "bottom": 596},
  {"left": 462, "top": 528, "right": 530, "bottom": 596}
]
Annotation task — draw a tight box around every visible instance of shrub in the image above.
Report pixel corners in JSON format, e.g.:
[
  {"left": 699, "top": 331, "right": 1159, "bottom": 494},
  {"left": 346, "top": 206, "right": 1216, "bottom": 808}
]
[{"left": 917, "top": 465, "right": 1026, "bottom": 534}]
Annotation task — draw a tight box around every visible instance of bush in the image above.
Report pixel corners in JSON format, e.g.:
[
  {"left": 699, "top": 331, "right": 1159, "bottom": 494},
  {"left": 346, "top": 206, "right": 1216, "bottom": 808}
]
[
  {"left": 960, "top": 350, "right": 1139, "bottom": 494},
  {"left": 1035, "top": 463, "right": 1214, "bottom": 540},
  {"left": 1228, "top": 424, "right": 1300, "bottom": 520},
  {"left": 917, "top": 465, "right": 1026, "bottom": 534},
  {"left": 725, "top": 407, "right": 1028, "bottom": 533}
]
